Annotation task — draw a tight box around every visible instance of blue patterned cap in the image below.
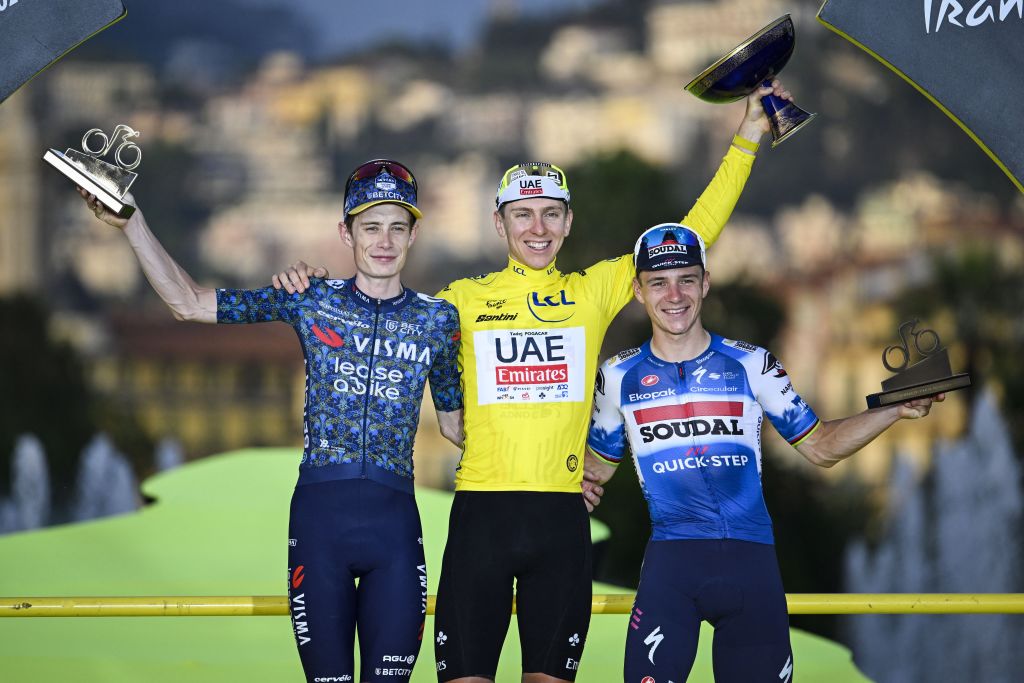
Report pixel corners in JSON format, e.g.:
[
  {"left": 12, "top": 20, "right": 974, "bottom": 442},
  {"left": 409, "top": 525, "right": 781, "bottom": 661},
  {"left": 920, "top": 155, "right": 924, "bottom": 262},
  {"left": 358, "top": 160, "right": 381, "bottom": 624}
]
[
  {"left": 633, "top": 223, "right": 706, "bottom": 272},
  {"left": 344, "top": 162, "right": 422, "bottom": 219}
]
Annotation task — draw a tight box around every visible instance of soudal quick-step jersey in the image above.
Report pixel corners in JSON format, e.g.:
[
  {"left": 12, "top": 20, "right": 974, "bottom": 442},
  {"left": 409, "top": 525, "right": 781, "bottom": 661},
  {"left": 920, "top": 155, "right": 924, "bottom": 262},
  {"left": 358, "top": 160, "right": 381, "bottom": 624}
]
[
  {"left": 437, "top": 146, "right": 755, "bottom": 492},
  {"left": 217, "top": 278, "right": 462, "bottom": 493},
  {"left": 587, "top": 336, "right": 820, "bottom": 544}
]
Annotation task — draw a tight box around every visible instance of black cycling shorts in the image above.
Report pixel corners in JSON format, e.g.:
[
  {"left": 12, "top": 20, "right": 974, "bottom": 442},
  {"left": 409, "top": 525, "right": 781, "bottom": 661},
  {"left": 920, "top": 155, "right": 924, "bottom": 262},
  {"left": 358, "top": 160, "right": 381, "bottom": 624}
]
[
  {"left": 625, "top": 538, "right": 794, "bottom": 683},
  {"left": 288, "top": 478, "right": 427, "bottom": 683},
  {"left": 433, "top": 491, "right": 592, "bottom": 681}
]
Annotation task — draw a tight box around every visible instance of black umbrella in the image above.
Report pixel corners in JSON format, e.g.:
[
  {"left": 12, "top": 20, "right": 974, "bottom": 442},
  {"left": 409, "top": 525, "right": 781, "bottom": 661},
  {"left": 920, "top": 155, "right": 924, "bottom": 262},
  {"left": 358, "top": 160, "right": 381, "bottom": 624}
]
[
  {"left": 0, "top": 0, "right": 125, "bottom": 105},
  {"left": 818, "top": 0, "right": 1024, "bottom": 193}
]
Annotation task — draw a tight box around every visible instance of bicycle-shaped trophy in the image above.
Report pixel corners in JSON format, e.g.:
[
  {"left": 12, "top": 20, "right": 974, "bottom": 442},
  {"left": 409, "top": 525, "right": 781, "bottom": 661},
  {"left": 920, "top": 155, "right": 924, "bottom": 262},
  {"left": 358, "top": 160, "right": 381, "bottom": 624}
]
[
  {"left": 866, "top": 318, "right": 972, "bottom": 408},
  {"left": 43, "top": 124, "right": 143, "bottom": 218}
]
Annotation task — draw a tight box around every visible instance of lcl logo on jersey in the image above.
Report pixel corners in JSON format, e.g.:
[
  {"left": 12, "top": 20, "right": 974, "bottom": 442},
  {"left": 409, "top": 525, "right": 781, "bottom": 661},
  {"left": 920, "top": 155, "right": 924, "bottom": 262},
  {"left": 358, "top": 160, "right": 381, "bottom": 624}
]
[{"left": 527, "top": 290, "right": 576, "bottom": 322}]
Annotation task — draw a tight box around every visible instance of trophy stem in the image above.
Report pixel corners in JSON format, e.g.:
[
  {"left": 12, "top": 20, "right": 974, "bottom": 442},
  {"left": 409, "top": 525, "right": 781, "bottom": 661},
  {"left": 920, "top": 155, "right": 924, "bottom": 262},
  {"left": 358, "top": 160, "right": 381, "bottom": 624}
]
[{"left": 760, "top": 80, "right": 816, "bottom": 147}]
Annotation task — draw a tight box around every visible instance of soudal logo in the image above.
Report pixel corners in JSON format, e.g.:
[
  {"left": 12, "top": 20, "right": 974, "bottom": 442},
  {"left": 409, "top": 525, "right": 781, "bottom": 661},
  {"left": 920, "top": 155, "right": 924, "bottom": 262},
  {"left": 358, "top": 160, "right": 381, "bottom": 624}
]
[
  {"left": 648, "top": 243, "right": 689, "bottom": 257},
  {"left": 353, "top": 335, "right": 432, "bottom": 364},
  {"left": 627, "top": 388, "right": 676, "bottom": 402},
  {"left": 641, "top": 374, "right": 660, "bottom": 387},
  {"left": 476, "top": 312, "right": 519, "bottom": 323},
  {"left": 312, "top": 324, "right": 344, "bottom": 348},
  {"left": 640, "top": 418, "right": 744, "bottom": 443},
  {"left": 496, "top": 364, "right": 568, "bottom": 385}
]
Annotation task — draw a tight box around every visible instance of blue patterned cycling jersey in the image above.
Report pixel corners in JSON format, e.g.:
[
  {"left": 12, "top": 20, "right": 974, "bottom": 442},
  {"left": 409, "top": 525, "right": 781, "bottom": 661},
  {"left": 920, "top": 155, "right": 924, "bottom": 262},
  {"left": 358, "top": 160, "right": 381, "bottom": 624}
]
[
  {"left": 587, "top": 334, "right": 820, "bottom": 545},
  {"left": 217, "top": 278, "right": 462, "bottom": 494}
]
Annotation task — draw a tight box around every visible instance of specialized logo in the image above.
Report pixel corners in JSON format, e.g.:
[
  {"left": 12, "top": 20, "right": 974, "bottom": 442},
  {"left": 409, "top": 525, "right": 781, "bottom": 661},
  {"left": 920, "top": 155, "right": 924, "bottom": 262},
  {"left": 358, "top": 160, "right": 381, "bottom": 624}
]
[
  {"left": 641, "top": 374, "right": 660, "bottom": 387},
  {"left": 691, "top": 367, "right": 721, "bottom": 384},
  {"left": 762, "top": 351, "right": 787, "bottom": 378},
  {"left": 779, "top": 655, "right": 793, "bottom": 682},
  {"left": 566, "top": 454, "right": 578, "bottom": 472},
  {"left": 476, "top": 312, "right": 519, "bottom": 323},
  {"left": 527, "top": 290, "right": 576, "bottom": 322},
  {"left": 312, "top": 324, "right": 344, "bottom": 348},
  {"left": 644, "top": 626, "right": 664, "bottom": 664}
]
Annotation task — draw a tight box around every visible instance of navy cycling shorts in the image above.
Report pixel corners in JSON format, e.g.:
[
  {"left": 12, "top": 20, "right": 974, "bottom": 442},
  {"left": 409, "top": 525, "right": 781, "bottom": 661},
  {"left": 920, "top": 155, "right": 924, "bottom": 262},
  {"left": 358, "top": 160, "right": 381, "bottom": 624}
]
[
  {"left": 287, "top": 479, "right": 427, "bottom": 683},
  {"left": 625, "top": 539, "right": 793, "bottom": 683}
]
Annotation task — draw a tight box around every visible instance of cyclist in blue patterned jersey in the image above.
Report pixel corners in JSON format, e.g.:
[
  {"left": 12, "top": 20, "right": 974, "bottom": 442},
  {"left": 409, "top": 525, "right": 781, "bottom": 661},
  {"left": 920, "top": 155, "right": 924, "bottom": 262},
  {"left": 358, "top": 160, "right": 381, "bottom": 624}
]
[
  {"left": 77, "top": 159, "right": 463, "bottom": 683},
  {"left": 586, "top": 224, "right": 944, "bottom": 683}
]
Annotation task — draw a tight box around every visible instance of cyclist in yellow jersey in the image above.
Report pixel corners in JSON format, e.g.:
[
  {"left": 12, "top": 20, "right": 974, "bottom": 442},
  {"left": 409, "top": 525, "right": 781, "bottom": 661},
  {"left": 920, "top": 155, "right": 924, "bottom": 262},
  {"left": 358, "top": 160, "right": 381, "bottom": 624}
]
[{"left": 272, "top": 81, "right": 793, "bottom": 683}]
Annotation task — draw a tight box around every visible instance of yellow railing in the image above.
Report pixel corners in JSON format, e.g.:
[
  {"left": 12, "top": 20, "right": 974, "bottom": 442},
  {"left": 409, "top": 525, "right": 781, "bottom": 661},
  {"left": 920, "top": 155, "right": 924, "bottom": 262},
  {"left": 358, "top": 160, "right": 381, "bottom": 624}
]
[{"left": 2, "top": 594, "right": 1024, "bottom": 618}]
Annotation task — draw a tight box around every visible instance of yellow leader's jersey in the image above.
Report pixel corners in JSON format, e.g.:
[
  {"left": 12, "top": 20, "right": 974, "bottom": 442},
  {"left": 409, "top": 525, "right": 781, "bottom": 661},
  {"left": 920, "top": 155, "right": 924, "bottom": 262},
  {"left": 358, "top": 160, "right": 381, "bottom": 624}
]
[{"left": 437, "top": 146, "right": 755, "bottom": 492}]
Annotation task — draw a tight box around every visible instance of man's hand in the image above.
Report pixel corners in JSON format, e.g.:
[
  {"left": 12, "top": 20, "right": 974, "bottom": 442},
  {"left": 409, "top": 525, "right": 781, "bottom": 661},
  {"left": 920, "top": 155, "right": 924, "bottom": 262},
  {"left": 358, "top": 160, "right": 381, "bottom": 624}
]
[
  {"left": 272, "top": 260, "right": 329, "bottom": 294},
  {"left": 735, "top": 79, "right": 793, "bottom": 145},
  {"left": 581, "top": 468, "right": 605, "bottom": 514},
  {"left": 897, "top": 393, "right": 945, "bottom": 420},
  {"left": 79, "top": 186, "right": 131, "bottom": 229}
]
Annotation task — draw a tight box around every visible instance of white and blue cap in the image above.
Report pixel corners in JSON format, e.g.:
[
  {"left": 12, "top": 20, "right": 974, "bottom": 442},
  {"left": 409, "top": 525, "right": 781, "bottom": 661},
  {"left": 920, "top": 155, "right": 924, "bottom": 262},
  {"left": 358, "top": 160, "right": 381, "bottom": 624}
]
[{"left": 633, "top": 223, "right": 706, "bottom": 272}]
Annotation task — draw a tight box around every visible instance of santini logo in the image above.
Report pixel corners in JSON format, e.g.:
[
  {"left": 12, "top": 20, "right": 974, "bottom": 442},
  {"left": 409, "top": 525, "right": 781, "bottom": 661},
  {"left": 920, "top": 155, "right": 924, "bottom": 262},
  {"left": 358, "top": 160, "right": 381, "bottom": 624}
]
[{"left": 924, "top": 0, "right": 1024, "bottom": 33}]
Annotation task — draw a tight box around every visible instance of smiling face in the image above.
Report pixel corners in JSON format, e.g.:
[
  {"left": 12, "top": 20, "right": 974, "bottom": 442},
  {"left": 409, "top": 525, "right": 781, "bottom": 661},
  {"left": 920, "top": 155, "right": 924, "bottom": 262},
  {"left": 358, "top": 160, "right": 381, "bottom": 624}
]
[
  {"left": 340, "top": 203, "right": 417, "bottom": 283},
  {"left": 494, "top": 198, "right": 572, "bottom": 270},
  {"left": 634, "top": 265, "right": 710, "bottom": 341}
]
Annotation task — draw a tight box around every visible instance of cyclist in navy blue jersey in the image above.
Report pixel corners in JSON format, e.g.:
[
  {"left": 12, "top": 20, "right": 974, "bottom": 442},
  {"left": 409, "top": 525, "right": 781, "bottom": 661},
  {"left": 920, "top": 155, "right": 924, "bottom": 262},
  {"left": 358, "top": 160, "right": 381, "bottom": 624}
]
[
  {"left": 78, "top": 159, "right": 463, "bottom": 683},
  {"left": 585, "top": 224, "right": 944, "bottom": 682}
]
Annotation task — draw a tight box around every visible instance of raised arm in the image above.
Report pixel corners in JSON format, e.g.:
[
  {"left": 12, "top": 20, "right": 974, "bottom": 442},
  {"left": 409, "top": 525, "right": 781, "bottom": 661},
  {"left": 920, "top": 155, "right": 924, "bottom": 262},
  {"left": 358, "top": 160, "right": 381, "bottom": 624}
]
[
  {"left": 796, "top": 396, "right": 944, "bottom": 468},
  {"left": 681, "top": 80, "right": 793, "bottom": 247},
  {"left": 80, "top": 189, "right": 215, "bottom": 322}
]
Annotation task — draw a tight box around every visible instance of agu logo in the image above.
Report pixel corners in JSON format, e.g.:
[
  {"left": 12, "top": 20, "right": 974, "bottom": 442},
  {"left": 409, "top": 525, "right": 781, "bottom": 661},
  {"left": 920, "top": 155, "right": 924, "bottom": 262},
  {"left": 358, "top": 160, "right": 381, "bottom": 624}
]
[{"left": 641, "top": 374, "right": 659, "bottom": 387}]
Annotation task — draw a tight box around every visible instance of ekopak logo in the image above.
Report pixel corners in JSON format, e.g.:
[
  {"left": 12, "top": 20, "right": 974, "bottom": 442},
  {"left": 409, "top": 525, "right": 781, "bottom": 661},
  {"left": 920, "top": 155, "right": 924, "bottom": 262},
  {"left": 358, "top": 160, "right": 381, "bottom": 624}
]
[
  {"left": 641, "top": 374, "right": 660, "bottom": 387},
  {"left": 292, "top": 565, "right": 306, "bottom": 589},
  {"left": 311, "top": 324, "right": 343, "bottom": 348}
]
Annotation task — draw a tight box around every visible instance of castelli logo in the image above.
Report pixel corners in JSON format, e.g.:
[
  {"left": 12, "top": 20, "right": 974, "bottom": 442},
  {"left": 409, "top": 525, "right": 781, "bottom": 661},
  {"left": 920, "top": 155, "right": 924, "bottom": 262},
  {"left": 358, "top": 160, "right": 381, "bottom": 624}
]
[
  {"left": 311, "top": 324, "right": 343, "bottom": 348},
  {"left": 292, "top": 565, "right": 306, "bottom": 589},
  {"left": 641, "top": 374, "right": 660, "bottom": 387},
  {"left": 641, "top": 677, "right": 655, "bottom": 683}
]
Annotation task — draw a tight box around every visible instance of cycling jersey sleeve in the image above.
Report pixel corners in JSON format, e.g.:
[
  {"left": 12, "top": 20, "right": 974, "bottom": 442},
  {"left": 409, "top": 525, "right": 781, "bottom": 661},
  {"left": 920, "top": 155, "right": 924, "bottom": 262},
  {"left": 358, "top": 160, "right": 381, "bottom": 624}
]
[
  {"left": 753, "top": 349, "right": 821, "bottom": 446},
  {"left": 587, "top": 363, "right": 627, "bottom": 466},
  {"left": 680, "top": 145, "right": 755, "bottom": 248},
  {"left": 429, "top": 303, "right": 464, "bottom": 412},
  {"left": 217, "top": 285, "right": 302, "bottom": 325},
  {"left": 578, "top": 254, "right": 637, "bottom": 322}
]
